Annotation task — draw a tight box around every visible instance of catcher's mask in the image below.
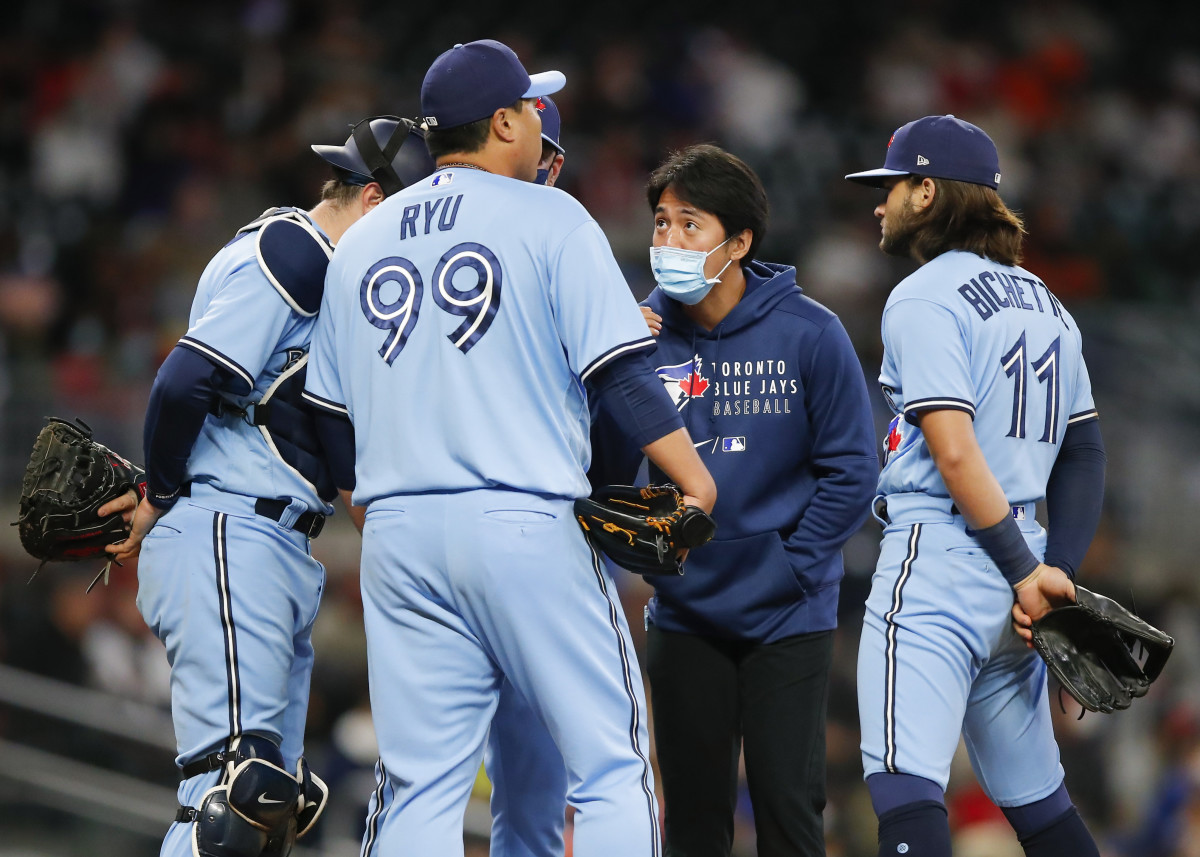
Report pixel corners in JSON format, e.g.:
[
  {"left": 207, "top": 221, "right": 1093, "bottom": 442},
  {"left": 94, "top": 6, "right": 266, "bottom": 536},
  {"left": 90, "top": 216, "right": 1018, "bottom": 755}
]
[{"left": 311, "top": 116, "right": 434, "bottom": 197}]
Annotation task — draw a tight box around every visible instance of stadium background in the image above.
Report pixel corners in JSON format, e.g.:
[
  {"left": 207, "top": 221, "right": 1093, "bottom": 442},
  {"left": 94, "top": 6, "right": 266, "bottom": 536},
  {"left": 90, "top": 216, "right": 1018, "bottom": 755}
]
[{"left": 2, "top": 1, "right": 1199, "bottom": 854}]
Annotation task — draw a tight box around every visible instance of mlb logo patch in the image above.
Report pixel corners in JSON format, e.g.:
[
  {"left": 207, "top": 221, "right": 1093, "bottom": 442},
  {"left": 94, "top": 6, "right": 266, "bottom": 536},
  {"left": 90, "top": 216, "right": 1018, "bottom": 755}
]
[
  {"left": 432, "top": 172, "right": 453, "bottom": 187},
  {"left": 1011, "top": 506, "right": 1026, "bottom": 521},
  {"left": 722, "top": 437, "right": 746, "bottom": 452}
]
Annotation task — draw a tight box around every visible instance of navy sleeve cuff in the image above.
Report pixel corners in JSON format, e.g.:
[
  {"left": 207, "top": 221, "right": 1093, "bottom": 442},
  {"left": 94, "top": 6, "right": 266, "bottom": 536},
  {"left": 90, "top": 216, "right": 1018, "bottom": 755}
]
[{"left": 587, "top": 349, "right": 683, "bottom": 448}]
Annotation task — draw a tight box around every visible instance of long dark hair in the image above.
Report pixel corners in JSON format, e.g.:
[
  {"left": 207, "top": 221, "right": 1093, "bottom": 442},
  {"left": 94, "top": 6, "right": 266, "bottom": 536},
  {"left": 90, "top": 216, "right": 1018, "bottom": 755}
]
[{"left": 907, "top": 176, "right": 1026, "bottom": 266}]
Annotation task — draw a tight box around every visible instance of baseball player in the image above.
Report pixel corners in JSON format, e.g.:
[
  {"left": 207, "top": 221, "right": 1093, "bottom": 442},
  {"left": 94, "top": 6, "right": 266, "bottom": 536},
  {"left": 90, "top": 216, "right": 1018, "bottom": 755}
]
[
  {"left": 302, "top": 38, "right": 716, "bottom": 857},
  {"left": 482, "top": 89, "right": 571, "bottom": 857},
  {"left": 533, "top": 94, "right": 565, "bottom": 186},
  {"left": 846, "top": 115, "right": 1107, "bottom": 857},
  {"left": 104, "top": 117, "right": 431, "bottom": 857}
]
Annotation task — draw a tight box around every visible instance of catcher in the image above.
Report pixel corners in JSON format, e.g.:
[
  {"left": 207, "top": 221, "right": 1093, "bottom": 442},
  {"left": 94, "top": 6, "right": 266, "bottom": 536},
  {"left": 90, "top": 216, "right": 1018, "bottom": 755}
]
[{"left": 16, "top": 417, "right": 146, "bottom": 587}]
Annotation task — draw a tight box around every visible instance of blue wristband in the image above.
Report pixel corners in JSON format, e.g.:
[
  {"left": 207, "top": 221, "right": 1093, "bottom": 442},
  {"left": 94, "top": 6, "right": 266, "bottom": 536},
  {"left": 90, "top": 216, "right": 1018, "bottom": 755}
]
[{"left": 973, "top": 515, "right": 1039, "bottom": 587}]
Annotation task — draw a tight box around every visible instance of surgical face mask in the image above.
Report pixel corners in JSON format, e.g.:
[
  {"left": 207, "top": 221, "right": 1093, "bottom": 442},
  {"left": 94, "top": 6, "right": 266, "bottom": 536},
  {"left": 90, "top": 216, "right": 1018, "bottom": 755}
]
[{"left": 648, "top": 237, "right": 733, "bottom": 305}]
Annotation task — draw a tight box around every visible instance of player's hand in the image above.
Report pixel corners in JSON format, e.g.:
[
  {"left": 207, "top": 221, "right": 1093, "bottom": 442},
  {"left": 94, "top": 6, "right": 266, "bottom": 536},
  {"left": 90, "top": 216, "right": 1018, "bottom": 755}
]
[
  {"left": 98, "top": 488, "right": 140, "bottom": 525},
  {"left": 641, "top": 306, "right": 662, "bottom": 337},
  {"left": 675, "top": 488, "right": 717, "bottom": 568},
  {"left": 1011, "top": 564, "right": 1076, "bottom": 646},
  {"left": 105, "top": 496, "right": 168, "bottom": 563}
]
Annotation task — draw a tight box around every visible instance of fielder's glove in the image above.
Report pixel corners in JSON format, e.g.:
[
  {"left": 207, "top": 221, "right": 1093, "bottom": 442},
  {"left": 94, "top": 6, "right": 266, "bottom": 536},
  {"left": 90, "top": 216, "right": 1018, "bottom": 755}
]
[
  {"left": 574, "top": 484, "right": 716, "bottom": 575},
  {"left": 15, "top": 417, "right": 146, "bottom": 570},
  {"left": 1031, "top": 584, "right": 1173, "bottom": 713}
]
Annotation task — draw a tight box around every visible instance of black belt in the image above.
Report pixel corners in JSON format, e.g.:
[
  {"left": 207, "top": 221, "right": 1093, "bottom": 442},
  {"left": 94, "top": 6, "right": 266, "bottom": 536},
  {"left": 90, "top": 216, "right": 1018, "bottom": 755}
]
[{"left": 177, "top": 483, "right": 325, "bottom": 539}]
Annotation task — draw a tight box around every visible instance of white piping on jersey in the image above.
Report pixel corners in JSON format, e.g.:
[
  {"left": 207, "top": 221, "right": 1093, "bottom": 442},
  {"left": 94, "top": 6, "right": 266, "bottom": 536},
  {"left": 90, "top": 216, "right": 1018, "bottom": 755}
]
[
  {"left": 360, "top": 759, "right": 388, "bottom": 857},
  {"left": 180, "top": 336, "right": 254, "bottom": 393},
  {"left": 301, "top": 390, "right": 349, "bottom": 417},
  {"left": 214, "top": 512, "right": 242, "bottom": 740},
  {"left": 1067, "top": 409, "right": 1099, "bottom": 425},
  {"left": 580, "top": 337, "right": 657, "bottom": 383},
  {"left": 255, "top": 211, "right": 333, "bottom": 319},
  {"left": 585, "top": 540, "right": 662, "bottom": 855},
  {"left": 883, "top": 523, "right": 921, "bottom": 774},
  {"left": 902, "top": 397, "right": 976, "bottom": 417},
  {"left": 255, "top": 353, "right": 323, "bottom": 504}
]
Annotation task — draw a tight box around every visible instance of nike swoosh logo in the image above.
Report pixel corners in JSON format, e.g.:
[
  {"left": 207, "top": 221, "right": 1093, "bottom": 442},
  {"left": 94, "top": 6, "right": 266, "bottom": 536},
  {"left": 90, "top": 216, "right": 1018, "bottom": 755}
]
[{"left": 258, "top": 793, "right": 286, "bottom": 805}]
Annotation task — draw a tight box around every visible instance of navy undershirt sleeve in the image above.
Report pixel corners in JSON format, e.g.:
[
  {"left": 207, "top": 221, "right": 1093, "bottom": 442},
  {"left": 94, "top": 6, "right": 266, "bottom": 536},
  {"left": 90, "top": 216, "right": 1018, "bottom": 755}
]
[
  {"left": 1043, "top": 418, "right": 1106, "bottom": 578},
  {"left": 587, "top": 349, "right": 683, "bottom": 452},
  {"left": 143, "top": 345, "right": 230, "bottom": 509},
  {"left": 313, "top": 410, "right": 356, "bottom": 492}
]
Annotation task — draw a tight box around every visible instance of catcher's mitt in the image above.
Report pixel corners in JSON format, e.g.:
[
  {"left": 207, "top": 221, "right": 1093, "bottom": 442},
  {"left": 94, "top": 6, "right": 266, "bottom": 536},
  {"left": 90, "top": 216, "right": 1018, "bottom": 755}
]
[
  {"left": 16, "top": 417, "right": 145, "bottom": 567},
  {"left": 1031, "top": 584, "right": 1173, "bottom": 713},
  {"left": 574, "top": 484, "right": 716, "bottom": 575}
]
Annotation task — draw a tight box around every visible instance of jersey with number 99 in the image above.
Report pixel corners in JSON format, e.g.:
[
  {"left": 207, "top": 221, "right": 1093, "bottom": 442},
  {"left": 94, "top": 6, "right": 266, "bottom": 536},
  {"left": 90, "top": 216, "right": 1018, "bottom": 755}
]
[
  {"left": 304, "top": 169, "right": 655, "bottom": 506},
  {"left": 876, "top": 249, "right": 1098, "bottom": 504}
]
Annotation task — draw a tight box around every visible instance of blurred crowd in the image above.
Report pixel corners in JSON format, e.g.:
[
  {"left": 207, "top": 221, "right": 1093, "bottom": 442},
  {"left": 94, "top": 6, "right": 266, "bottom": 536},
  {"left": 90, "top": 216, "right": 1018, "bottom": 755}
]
[{"left": 2, "top": 1, "right": 1200, "bottom": 855}]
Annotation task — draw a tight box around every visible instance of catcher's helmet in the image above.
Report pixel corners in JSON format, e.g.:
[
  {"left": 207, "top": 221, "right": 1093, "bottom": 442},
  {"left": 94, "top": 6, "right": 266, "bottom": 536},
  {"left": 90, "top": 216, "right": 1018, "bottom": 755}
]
[{"left": 312, "top": 116, "right": 434, "bottom": 197}]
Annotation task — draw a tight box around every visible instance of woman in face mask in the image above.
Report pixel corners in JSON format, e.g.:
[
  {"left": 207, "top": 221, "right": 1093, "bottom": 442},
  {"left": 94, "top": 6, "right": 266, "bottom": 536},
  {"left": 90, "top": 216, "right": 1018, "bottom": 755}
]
[{"left": 624, "top": 144, "right": 880, "bottom": 856}]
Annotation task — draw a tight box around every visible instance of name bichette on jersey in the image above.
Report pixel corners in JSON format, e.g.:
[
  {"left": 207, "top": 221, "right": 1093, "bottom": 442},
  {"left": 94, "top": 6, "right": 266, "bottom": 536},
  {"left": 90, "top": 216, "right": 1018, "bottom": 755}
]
[{"left": 955, "top": 267, "right": 1069, "bottom": 327}]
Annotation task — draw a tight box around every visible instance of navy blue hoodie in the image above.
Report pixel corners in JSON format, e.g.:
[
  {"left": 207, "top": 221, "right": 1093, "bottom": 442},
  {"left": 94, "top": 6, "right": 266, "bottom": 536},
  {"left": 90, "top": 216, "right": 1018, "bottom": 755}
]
[{"left": 640, "top": 260, "right": 878, "bottom": 643}]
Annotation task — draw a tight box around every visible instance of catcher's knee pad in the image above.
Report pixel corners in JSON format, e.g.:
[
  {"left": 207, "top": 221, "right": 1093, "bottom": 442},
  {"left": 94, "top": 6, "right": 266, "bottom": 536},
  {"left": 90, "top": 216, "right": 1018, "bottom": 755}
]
[
  {"left": 187, "top": 786, "right": 296, "bottom": 857},
  {"left": 181, "top": 735, "right": 301, "bottom": 857}
]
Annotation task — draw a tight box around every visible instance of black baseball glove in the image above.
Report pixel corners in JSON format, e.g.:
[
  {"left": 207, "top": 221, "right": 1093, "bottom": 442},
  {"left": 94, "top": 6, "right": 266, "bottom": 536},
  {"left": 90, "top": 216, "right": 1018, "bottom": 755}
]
[
  {"left": 16, "top": 417, "right": 146, "bottom": 569},
  {"left": 1031, "top": 584, "right": 1173, "bottom": 713},
  {"left": 574, "top": 484, "right": 716, "bottom": 575}
]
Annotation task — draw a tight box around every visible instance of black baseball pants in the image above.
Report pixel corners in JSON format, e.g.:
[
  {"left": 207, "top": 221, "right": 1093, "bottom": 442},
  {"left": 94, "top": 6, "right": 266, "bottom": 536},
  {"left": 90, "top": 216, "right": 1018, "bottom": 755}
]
[{"left": 646, "top": 625, "right": 834, "bottom": 857}]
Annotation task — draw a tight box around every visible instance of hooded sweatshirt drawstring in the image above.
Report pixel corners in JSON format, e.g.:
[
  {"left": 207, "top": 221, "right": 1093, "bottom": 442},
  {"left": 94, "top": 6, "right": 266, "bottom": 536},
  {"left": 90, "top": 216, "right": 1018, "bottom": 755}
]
[{"left": 710, "top": 326, "right": 722, "bottom": 428}]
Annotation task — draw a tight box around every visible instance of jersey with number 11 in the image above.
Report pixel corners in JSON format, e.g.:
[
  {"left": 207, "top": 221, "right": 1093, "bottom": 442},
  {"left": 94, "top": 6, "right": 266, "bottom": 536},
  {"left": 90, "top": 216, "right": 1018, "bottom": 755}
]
[
  {"left": 304, "top": 169, "right": 655, "bottom": 506},
  {"left": 877, "top": 249, "right": 1098, "bottom": 504}
]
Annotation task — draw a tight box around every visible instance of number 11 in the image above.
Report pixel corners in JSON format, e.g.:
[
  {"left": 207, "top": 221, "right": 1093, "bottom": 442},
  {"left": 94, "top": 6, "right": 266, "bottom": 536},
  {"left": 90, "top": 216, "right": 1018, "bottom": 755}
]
[{"left": 1002, "top": 332, "right": 1060, "bottom": 443}]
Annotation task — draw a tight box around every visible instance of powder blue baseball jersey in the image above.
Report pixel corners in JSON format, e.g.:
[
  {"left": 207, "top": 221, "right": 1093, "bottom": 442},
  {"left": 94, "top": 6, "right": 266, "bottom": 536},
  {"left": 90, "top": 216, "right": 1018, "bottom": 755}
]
[
  {"left": 859, "top": 249, "right": 1100, "bottom": 806},
  {"left": 304, "top": 168, "right": 654, "bottom": 504},
  {"left": 305, "top": 167, "right": 664, "bottom": 857},
  {"left": 180, "top": 209, "right": 334, "bottom": 514},
  {"left": 139, "top": 208, "right": 333, "bottom": 857},
  {"left": 877, "top": 249, "right": 1098, "bottom": 505}
]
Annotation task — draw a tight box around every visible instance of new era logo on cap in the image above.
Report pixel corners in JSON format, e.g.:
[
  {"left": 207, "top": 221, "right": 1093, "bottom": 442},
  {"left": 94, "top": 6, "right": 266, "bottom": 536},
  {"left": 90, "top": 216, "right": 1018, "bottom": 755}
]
[{"left": 845, "top": 114, "right": 1002, "bottom": 190}]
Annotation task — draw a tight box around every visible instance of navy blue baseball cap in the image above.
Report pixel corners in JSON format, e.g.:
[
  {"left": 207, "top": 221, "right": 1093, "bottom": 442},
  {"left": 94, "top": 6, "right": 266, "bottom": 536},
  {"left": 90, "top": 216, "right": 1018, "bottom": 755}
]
[
  {"left": 312, "top": 116, "right": 434, "bottom": 196},
  {"left": 421, "top": 40, "right": 566, "bottom": 130},
  {"left": 845, "top": 114, "right": 1001, "bottom": 190},
  {"left": 536, "top": 95, "right": 565, "bottom": 154}
]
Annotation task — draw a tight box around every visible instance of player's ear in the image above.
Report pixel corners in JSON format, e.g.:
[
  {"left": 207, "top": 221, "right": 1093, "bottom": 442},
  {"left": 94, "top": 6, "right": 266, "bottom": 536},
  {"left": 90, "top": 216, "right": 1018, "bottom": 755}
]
[
  {"left": 545, "top": 154, "right": 565, "bottom": 187},
  {"left": 912, "top": 177, "right": 937, "bottom": 211},
  {"left": 362, "top": 182, "right": 386, "bottom": 213},
  {"left": 492, "top": 106, "right": 519, "bottom": 144}
]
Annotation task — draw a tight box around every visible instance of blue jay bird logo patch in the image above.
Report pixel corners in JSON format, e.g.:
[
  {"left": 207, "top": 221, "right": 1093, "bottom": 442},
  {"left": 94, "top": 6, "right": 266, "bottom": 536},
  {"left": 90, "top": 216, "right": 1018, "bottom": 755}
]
[{"left": 657, "top": 356, "right": 710, "bottom": 411}]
